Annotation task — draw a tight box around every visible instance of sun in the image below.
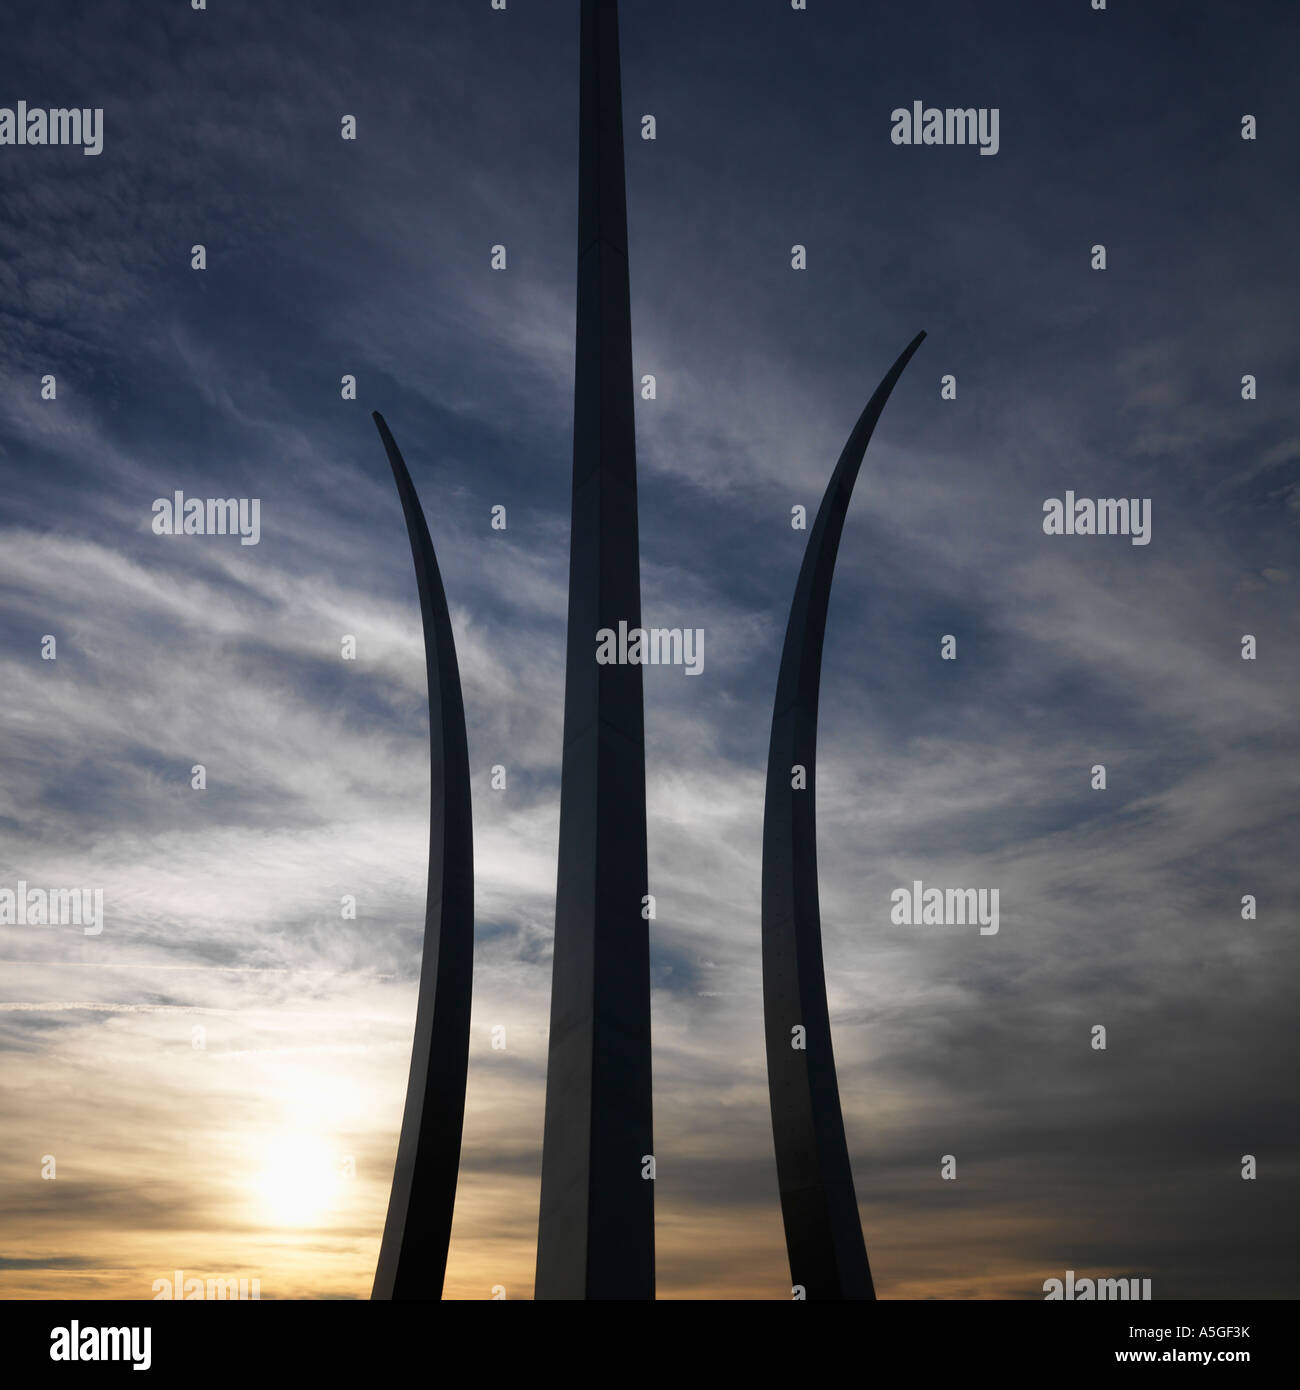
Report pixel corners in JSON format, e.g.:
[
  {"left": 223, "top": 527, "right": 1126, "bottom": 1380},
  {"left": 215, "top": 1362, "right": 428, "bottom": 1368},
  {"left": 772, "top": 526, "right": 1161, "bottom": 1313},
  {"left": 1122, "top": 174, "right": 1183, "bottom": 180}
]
[{"left": 254, "top": 1134, "right": 340, "bottom": 1227}]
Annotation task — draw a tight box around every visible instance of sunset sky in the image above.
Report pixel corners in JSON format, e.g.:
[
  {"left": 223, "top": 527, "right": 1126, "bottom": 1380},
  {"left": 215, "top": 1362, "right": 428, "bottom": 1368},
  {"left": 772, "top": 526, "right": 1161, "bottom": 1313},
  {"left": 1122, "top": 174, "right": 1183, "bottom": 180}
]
[{"left": 1, "top": 0, "right": 1297, "bottom": 1299}]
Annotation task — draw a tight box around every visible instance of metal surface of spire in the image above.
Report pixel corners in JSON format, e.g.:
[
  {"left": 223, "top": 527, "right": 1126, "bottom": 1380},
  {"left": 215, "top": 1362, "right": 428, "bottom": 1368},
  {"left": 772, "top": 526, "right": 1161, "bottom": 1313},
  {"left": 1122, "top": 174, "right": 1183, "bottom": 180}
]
[
  {"left": 761, "top": 333, "right": 926, "bottom": 1300},
  {"left": 371, "top": 411, "right": 475, "bottom": 1301},
  {"left": 535, "top": 0, "right": 655, "bottom": 1300}
]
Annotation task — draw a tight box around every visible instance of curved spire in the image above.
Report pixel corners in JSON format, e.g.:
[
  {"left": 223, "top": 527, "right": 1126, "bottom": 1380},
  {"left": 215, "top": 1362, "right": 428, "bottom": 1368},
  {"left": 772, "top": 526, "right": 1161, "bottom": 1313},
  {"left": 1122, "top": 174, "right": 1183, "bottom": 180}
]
[
  {"left": 761, "top": 331, "right": 926, "bottom": 1300},
  {"left": 370, "top": 411, "right": 475, "bottom": 1300}
]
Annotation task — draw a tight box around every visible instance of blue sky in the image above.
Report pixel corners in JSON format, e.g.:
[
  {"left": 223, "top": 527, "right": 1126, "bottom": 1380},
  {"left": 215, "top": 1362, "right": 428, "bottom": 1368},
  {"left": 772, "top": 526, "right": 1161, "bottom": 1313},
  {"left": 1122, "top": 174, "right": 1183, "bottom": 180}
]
[{"left": 0, "top": 0, "right": 1297, "bottom": 1298}]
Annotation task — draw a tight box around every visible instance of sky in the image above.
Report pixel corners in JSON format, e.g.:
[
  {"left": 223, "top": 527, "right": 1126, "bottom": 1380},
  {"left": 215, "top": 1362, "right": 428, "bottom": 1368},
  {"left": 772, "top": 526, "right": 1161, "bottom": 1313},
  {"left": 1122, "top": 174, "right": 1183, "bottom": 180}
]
[{"left": 0, "top": 0, "right": 1297, "bottom": 1300}]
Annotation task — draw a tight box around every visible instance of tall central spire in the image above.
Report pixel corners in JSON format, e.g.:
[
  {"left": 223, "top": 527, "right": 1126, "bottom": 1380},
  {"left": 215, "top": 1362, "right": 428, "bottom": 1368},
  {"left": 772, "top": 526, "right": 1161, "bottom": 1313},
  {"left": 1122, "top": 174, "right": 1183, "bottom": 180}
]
[{"left": 534, "top": 0, "right": 654, "bottom": 1300}]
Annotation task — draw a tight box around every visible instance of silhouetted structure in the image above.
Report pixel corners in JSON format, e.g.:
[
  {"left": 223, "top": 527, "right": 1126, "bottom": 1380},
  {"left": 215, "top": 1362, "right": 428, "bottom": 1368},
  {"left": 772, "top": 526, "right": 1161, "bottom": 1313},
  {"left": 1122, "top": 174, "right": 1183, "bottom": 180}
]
[
  {"left": 371, "top": 411, "right": 475, "bottom": 1300},
  {"left": 535, "top": 0, "right": 655, "bottom": 1300},
  {"left": 761, "top": 333, "right": 925, "bottom": 1299}
]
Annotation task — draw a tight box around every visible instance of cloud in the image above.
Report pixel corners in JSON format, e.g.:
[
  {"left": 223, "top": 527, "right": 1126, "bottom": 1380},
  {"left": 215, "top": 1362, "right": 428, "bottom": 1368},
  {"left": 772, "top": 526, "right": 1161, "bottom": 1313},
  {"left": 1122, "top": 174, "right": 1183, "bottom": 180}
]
[{"left": 1, "top": 0, "right": 1297, "bottom": 1301}]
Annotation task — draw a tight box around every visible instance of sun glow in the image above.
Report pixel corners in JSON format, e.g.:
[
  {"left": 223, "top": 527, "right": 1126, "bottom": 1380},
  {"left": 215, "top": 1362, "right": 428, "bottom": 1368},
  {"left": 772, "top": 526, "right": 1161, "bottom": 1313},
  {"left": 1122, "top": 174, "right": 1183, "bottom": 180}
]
[{"left": 254, "top": 1134, "right": 340, "bottom": 1227}]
